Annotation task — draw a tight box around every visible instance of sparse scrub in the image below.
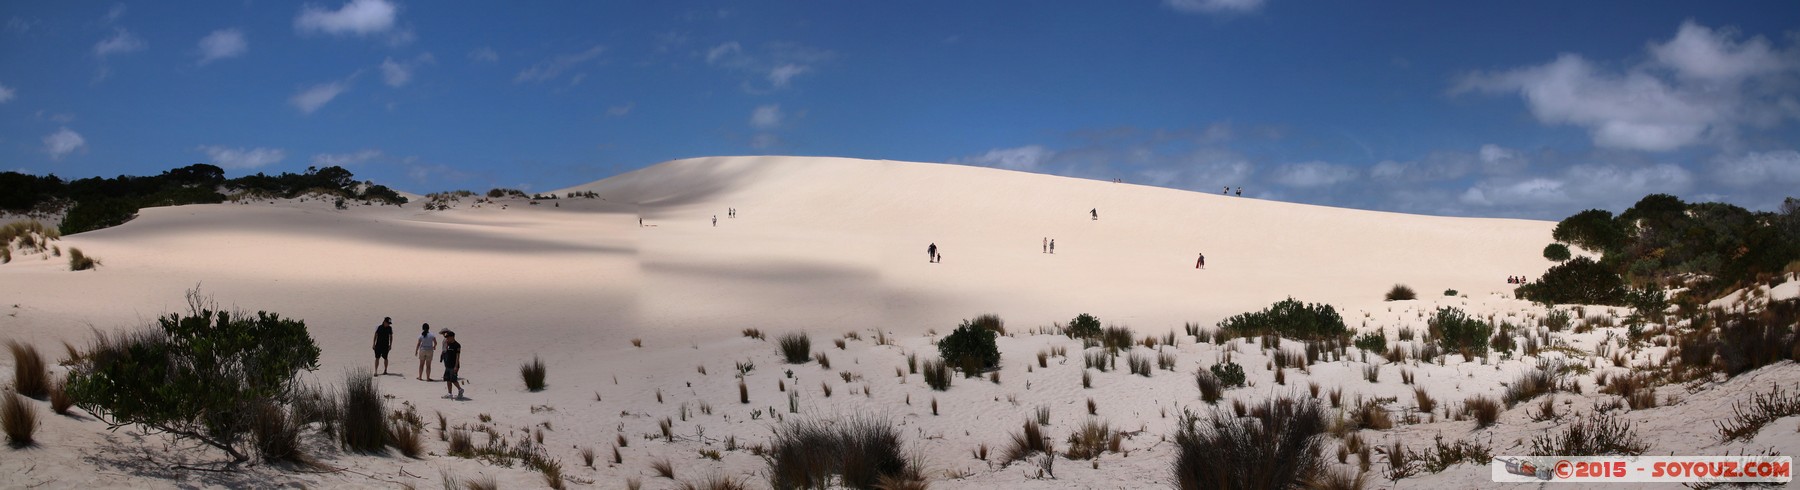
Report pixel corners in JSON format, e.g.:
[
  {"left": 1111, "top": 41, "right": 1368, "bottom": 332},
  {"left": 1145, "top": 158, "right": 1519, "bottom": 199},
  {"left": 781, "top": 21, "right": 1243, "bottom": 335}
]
[
  {"left": 521, "top": 355, "right": 548, "bottom": 392},
  {"left": 3, "top": 392, "right": 39, "bottom": 448},
  {"left": 1413, "top": 388, "right": 1436, "bottom": 414},
  {"left": 1353, "top": 331, "right": 1386, "bottom": 354},
  {"left": 1001, "top": 420, "right": 1050, "bottom": 465},
  {"left": 48, "top": 380, "right": 72, "bottom": 415},
  {"left": 652, "top": 456, "right": 676, "bottom": 479},
  {"left": 1064, "top": 418, "right": 1119, "bottom": 460},
  {"left": 1102, "top": 326, "right": 1135, "bottom": 352},
  {"left": 779, "top": 332, "right": 811, "bottom": 364},
  {"left": 1349, "top": 400, "right": 1392, "bottom": 431},
  {"left": 741, "top": 328, "right": 765, "bottom": 340},
  {"left": 68, "top": 247, "right": 100, "bottom": 271},
  {"left": 922, "top": 359, "right": 951, "bottom": 391},
  {"left": 1171, "top": 396, "right": 1328, "bottom": 489},
  {"left": 1386, "top": 284, "right": 1416, "bottom": 301},
  {"left": 1465, "top": 396, "right": 1501, "bottom": 428},
  {"left": 1502, "top": 366, "right": 1557, "bottom": 408},
  {"left": 1209, "top": 361, "right": 1246, "bottom": 388},
  {"left": 1428, "top": 307, "right": 1492, "bottom": 358},
  {"left": 1067, "top": 313, "right": 1102, "bottom": 339},
  {"left": 1529, "top": 411, "right": 1647, "bottom": 456},
  {"left": 1715, "top": 385, "right": 1800, "bottom": 443},
  {"left": 814, "top": 352, "right": 832, "bottom": 369},
  {"left": 765, "top": 416, "right": 923, "bottom": 489},
  {"left": 1128, "top": 352, "right": 1152, "bottom": 377},
  {"left": 970, "top": 313, "right": 1006, "bottom": 335},
  {"left": 6, "top": 341, "right": 49, "bottom": 399},
  {"left": 1217, "top": 297, "right": 1347, "bottom": 340},
  {"left": 340, "top": 370, "right": 387, "bottom": 453}
]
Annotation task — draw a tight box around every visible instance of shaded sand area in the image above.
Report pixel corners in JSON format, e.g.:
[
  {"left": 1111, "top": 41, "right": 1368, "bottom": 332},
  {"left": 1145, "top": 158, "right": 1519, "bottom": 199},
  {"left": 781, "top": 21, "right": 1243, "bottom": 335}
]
[{"left": 3, "top": 156, "right": 1796, "bottom": 488}]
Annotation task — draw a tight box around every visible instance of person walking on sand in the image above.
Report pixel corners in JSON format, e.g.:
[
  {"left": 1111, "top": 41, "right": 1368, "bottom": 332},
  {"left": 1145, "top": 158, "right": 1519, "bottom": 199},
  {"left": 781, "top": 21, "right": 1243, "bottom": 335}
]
[
  {"left": 1049, "top": 239, "right": 1055, "bottom": 254},
  {"left": 1196, "top": 253, "right": 1206, "bottom": 269},
  {"left": 415, "top": 323, "right": 438, "bottom": 380},
  {"left": 713, "top": 215, "right": 717, "bottom": 227},
  {"left": 1090, "top": 208, "right": 1098, "bottom": 220},
  {"left": 1236, "top": 187, "right": 1242, "bottom": 196},
  {"left": 372, "top": 317, "right": 394, "bottom": 375},
  {"left": 441, "top": 329, "right": 464, "bottom": 399},
  {"left": 1042, "top": 237, "right": 1047, "bottom": 253},
  {"left": 928, "top": 243, "right": 938, "bottom": 263}
]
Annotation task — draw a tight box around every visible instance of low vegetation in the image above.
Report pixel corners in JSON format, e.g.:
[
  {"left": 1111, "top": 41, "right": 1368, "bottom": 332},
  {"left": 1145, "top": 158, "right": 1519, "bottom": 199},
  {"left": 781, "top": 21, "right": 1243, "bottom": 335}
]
[
  {"left": 6, "top": 341, "right": 49, "bottom": 399},
  {"left": 778, "top": 332, "right": 811, "bottom": 364},
  {"left": 939, "top": 318, "right": 1001, "bottom": 376},
  {"left": 1529, "top": 411, "right": 1647, "bottom": 456},
  {"left": 521, "top": 355, "right": 548, "bottom": 392},
  {"left": 1216, "top": 297, "right": 1347, "bottom": 340},
  {"left": 765, "top": 416, "right": 924, "bottom": 489},
  {"left": 3, "top": 392, "right": 37, "bottom": 448},
  {"left": 3, "top": 164, "right": 408, "bottom": 235},
  {"left": 1172, "top": 396, "right": 1327, "bottom": 489},
  {"left": 1385, "top": 284, "right": 1416, "bottom": 301},
  {"left": 1715, "top": 385, "right": 1800, "bottom": 443}
]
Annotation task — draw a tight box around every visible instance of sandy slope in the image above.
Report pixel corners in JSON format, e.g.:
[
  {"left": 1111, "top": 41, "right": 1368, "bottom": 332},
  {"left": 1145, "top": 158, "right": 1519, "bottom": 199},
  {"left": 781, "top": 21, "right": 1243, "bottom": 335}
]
[{"left": 1, "top": 156, "right": 1794, "bottom": 489}]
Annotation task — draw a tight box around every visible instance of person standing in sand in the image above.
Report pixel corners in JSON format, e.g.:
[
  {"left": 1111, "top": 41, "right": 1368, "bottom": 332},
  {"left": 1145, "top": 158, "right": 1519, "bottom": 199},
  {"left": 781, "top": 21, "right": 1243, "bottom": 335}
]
[
  {"left": 373, "top": 317, "right": 394, "bottom": 375},
  {"left": 1042, "top": 237, "right": 1047, "bottom": 253},
  {"left": 928, "top": 243, "right": 938, "bottom": 263},
  {"left": 1090, "top": 208, "right": 1098, "bottom": 220},
  {"left": 415, "top": 323, "right": 437, "bottom": 380},
  {"left": 713, "top": 215, "right": 717, "bottom": 227},
  {"left": 1196, "top": 253, "right": 1205, "bottom": 269},
  {"left": 441, "top": 329, "right": 464, "bottom": 399},
  {"left": 1049, "top": 239, "right": 1055, "bottom": 254}
]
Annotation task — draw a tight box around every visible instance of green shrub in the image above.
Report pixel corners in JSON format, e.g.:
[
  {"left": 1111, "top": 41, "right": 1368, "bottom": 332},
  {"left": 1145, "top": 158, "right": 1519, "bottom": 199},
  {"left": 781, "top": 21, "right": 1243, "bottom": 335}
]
[
  {"left": 1209, "top": 362, "right": 1246, "bottom": 388},
  {"left": 1385, "top": 284, "right": 1416, "bottom": 301},
  {"left": 1216, "top": 298, "right": 1346, "bottom": 340},
  {"left": 1428, "top": 307, "right": 1492, "bottom": 357},
  {"left": 1444, "top": 289, "right": 1458, "bottom": 296},
  {"left": 1515, "top": 257, "right": 1627, "bottom": 306},
  {"left": 64, "top": 290, "right": 321, "bottom": 462},
  {"left": 1552, "top": 209, "right": 1624, "bottom": 253},
  {"left": 938, "top": 320, "right": 1000, "bottom": 374},
  {"left": 1543, "top": 243, "right": 1572, "bottom": 262},
  {"left": 1067, "top": 313, "right": 1102, "bottom": 339},
  {"left": 1352, "top": 331, "right": 1386, "bottom": 353}
]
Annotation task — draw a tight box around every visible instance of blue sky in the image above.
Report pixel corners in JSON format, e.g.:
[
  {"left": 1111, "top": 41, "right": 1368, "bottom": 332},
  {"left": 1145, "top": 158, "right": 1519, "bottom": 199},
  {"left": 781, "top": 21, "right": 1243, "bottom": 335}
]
[{"left": 2, "top": 1, "right": 1797, "bottom": 219}]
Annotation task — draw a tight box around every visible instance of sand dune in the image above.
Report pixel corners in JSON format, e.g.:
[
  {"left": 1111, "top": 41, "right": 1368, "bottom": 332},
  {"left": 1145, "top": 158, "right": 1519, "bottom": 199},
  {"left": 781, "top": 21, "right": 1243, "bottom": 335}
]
[{"left": 2, "top": 156, "right": 1793, "bottom": 489}]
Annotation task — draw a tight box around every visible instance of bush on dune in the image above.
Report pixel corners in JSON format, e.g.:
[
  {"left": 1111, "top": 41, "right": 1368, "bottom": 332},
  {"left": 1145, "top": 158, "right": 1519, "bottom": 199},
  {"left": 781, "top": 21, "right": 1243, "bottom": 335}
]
[
  {"left": 1385, "top": 284, "right": 1416, "bottom": 301},
  {"left": 1067, "top": 313, "right": 1102, "bottom": 339},
  {"left": 64, "top": 289, "right": 321, "bottom": 463},
  {"left": 778, "top": 332, "right": 811, "bottom": 364},
  {"left": 1217, "top": 298, "right": 1346, "bottom": 341},
  {"left": 522, "top": 355, "right": 548, "bottom": 392},
  {"left": 339, "top": 370, "right": 387, "bottom": 453},
  {"left": 939, "top": 319, "right": 1000, "bottom": 377},
  {"left": 1172, "top": 396, "right": 1328, "bottom": 489},
  {"left": 1428, "top": 307, "right": 1492, "bottom": 358},
  {"left": 765, "top": 416, "right": 923, "bottom": 489}
]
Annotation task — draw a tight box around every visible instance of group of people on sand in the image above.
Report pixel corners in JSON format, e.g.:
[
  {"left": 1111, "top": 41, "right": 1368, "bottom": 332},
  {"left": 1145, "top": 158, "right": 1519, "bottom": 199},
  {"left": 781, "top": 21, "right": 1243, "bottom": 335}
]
[
  {"left": 1222, "top": 186, "right": 1243, "bottom": 196},
  {"left": 372, "top": 317, "right": 465, "bottom": 400},
  {"left": 928, "top": 243, "right": 943, "bottom": 263},
  {"left": 1507, "top": 275, "right": 1530, "bottom": 284}
]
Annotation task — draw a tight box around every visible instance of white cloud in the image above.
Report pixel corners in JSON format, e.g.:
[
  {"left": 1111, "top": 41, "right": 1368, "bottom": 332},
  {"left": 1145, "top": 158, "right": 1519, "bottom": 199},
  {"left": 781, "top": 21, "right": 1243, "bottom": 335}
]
[
  {"left": 380, "top": 58, "right": 410, "bottom": 86},
  {"left": 607, "top": 102, "right": 634, "bottom": 117},
  {"left": 103, "top": 4, "right": 127, "bottom": 23},
  {"left": 197, "top": 28, "right": 247, "bottom": 65},
  {"left": 749, "top": 104, "right": 783, "bottom": 130},
  {"left": 1456, "top": 21, "right": 1800, "bottom": 152},
  {"left": 468, "top": 47, "right": 499, "bottom": 63},
  {"left": 953, "top": 145, "right": 1056, "bottom": 172},
  {"left": 1712, "top": 150, "right": 1800, "bottom": 187},
  {"left": 749, "top": 133, "right": 780, "bottom": 149},
  {"left": 0, "top": 84, "right": 14, "bottom": 103},
  {"left": 43, "top": 127, "right": 85, "bottom": 160},
  {"left": 767, "top": 63, "right": 809, "bottom": 88},
  {"left": 290, "top": 81, "right": 350, "bottom": 114},
  {"left": 1164, "top": 0, "right": 1266, "bottom": 14},
  {"left": 1460, "top": 163, "right": 1692, "bottom": 208},
  {"left": 515, "top": 45, "right": 605, "bottom": 83},
  {"left": 312, "top": 149, "right": 384, "bottom": 166},
  {"left": 295, "top": 0, "right": 398, "bottom": 37},
  {"left": 705, "top": 41, "right": 834, "bottom": 91},
  {"left": 198, "top": 145, "right": 287, "bottom": 169},
  {"left": 93, "top": 27, "right": 145, "bottom": 57},
  {"left": 1272, "top": 161, "right": 1359, "bottom": 187}
]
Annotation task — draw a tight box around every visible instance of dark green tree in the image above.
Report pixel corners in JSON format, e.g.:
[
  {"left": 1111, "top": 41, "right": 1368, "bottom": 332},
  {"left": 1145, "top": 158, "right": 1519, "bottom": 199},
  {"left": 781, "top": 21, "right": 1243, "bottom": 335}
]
[
  {"left": 1552, "top": 209, "right": 1624, "bottom": 253},
  {"left": 1543, "top": 243, "right": 1572, "bottom": 262},
  {"left": 939, "top": 320, "right": 1000, "bottom": 376}
]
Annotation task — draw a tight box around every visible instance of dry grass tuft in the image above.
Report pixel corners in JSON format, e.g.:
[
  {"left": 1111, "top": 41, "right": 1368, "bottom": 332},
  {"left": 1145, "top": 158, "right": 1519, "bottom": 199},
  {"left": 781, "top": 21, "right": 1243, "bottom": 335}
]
[
  {"left": 3, "top": 392, "right": 40, "bottom": 448},
  {"left": 6, "top": 341, "right": 49, "bottom": 399}
]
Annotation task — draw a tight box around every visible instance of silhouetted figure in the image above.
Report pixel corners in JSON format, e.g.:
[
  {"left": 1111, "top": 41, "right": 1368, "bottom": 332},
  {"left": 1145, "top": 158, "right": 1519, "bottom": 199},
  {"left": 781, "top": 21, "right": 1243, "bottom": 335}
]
[
  {"left": 1223, "top": 186, "right": 1229, "bottom": 194},
  {"left": 1042, "top": 237, "right": 1047, "bottom": 253},
  {"left": 1049, "top": 239, "right": 1055, "bottom": 254},
  {"left": 713, "top": 215, "right": 717, "bottom": 227},
  {"left": 1090, "top": 208, "right": 1098, "bottom": 220},
  {"left": 1235, "top": 187, "right": 1242, "bottom": 196},
  {"left": 373, "top": 317, "right": 394, "bottom": 375},
  {"left": 928, "top": 243, "right": 938, "bottom": 263},
  {"left": 1197, "top": 253, "right": 1206, "bottom": 269}
]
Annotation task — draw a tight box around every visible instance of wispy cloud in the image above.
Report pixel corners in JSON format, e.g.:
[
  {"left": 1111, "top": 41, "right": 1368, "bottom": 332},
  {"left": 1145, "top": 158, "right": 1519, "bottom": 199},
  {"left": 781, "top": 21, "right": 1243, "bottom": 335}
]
[
  {"left": 607, "top": 102, "right": 634, "bottom": 117},
  {"left": 951, "top": 145, "right": 1055, "bottom": 172},
  {"left": 197, "top": 28, "right": 248, "bottom": 65},
  {"left": 0, "top": 84, "right": 14, "bottom": 103},
  {"left": 290, "top": 79, "right": 351, "bottom": 114},
  {"left": 43, "top": 127, "right": 85, "bottom": 160},
  {"left": 749, "top": 104, "right": 783, "bottom": 130},
  {"left": 515, "top": 45, "right": 605, "bottom": 84},
  {"left": 1164, "top": 0, "right": 1266, "bottom": 15},
  {"left": 295, "top": 0, "right": 398, "bottom": 37},
  {"left": 704, "top": 41, "right": 835, "bottom": 91},
  {"left": 468, "top": 47, "right": 499, "bottom": 63},
  {"left": 380, "top": 53, "right": 433, "bottom": 87},
  {"left": 1455, "top": 20, "right": 1800, "bottom": 152},
  {"left": 93, "top": 27, "right": 145, "bottom": 57},
  {"left": 313, "top": 149, "right": 384, "bottom": 166},
  {"left": 198, "top": 145, "right": 287, "bottom": 169}
]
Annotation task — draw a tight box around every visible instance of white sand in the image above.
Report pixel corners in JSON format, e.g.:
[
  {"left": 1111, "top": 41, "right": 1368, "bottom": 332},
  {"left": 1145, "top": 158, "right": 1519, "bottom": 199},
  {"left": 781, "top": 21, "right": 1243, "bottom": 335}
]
[{"left": 1, "top": 156, "right": 1795, "bottom": 489}]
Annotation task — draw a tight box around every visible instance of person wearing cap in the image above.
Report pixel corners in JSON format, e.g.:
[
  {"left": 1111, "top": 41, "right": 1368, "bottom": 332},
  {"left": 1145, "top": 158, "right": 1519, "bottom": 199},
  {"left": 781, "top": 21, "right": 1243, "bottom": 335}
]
[
  {"left": 440, "top": 329, "right": 464, "bottom": 399},
  {"left": 415, "top": 323, "right": 438, "bottom": 381},
  {"left": 372, "top": 317, "right": 395, "bottom": 375}
]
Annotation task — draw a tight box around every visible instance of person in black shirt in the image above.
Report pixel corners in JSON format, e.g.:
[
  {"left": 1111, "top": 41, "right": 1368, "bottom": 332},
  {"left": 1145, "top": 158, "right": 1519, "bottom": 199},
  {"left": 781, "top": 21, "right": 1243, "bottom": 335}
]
[
  {"left": 373, "top": 317, "right": 394, "bottom": 375},
  {"left": 441, "top": 329, "right": 464, "bottom": 399}
]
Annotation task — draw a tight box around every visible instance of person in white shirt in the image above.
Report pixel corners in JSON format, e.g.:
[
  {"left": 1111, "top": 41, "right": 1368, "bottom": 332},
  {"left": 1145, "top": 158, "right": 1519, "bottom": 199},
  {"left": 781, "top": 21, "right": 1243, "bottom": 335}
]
[{"left": 415, "top": 323, "right": 438, "bottom": 380}]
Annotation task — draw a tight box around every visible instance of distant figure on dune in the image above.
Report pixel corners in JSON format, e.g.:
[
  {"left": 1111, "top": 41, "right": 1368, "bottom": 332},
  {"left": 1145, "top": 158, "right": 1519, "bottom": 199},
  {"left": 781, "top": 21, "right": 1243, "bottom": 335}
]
[
  {"left": 713, "top": 215, "right": 717, "bottom": 227},
  {"left": 1223, "top": 186, "right": 1229, "bottom": 194},
  {"left": 1236, "top": 187, "right": 1242, "bottom": 196},
  {"left": 1197, "top": 253, "right": 1206, "bottom": 269},
  {"left": 416, "top": 323, "right": 437, "bottom": 381},
  {"left": 639, "top": 218, "right": 643, "bottom": 227},
  {"left": 373, "top": 317, "right": 394, "bottom": 375},
  {"left": 928, "top": 243, "right": 938, "bottom": 263},
  {"left": 441, "top": 329, "right": 463, "bottom": 399},
  {"left": 1091, "top": 208, "right": 1098, "bottom": 220},
  {"left": 1042, "top": 237, "right": 1047, "bottom": 254},
  {"left": 1050, "top": 239, "right": 1055, "bottom": 254}
]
